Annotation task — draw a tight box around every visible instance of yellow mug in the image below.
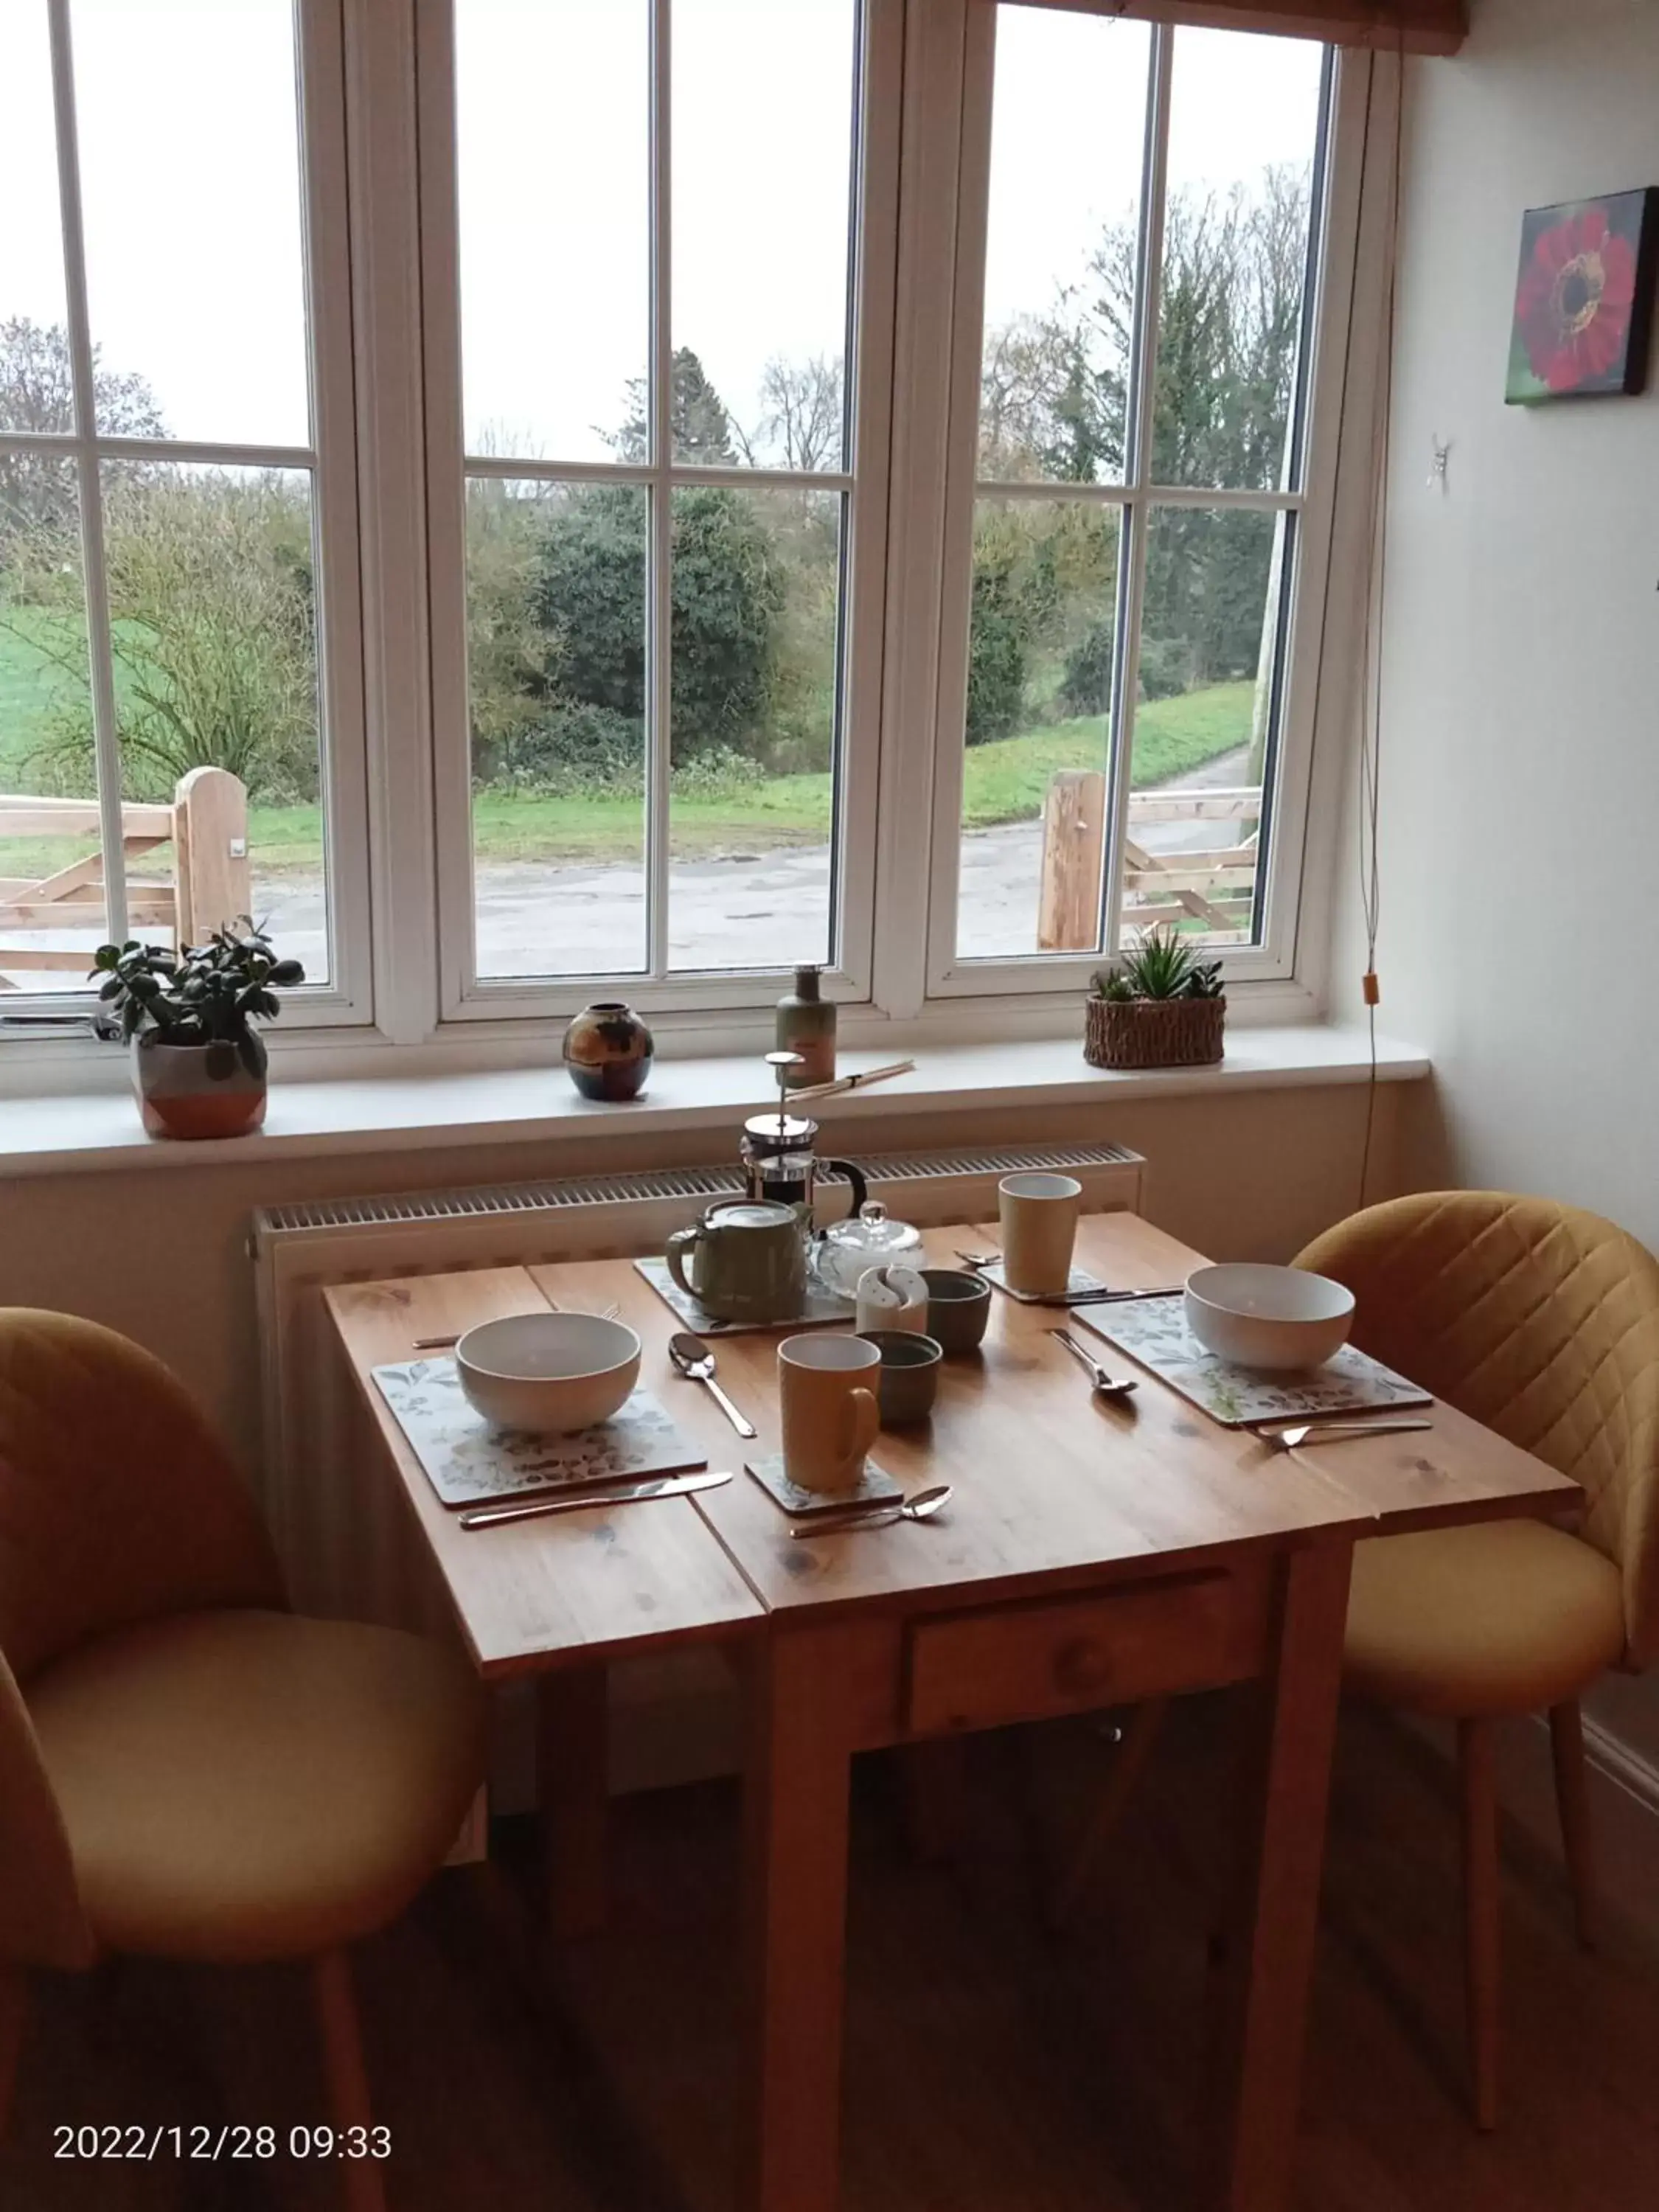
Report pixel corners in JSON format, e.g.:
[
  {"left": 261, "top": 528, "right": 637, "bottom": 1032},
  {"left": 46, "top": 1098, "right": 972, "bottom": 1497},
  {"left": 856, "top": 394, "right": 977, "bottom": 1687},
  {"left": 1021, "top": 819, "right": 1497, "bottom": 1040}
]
[
  {"left": 998, "top": 1171, "right": 1082, "bottom": 1295},
  {"left": 778, "top": 1333, "right": 881, "bottom": 1495}
]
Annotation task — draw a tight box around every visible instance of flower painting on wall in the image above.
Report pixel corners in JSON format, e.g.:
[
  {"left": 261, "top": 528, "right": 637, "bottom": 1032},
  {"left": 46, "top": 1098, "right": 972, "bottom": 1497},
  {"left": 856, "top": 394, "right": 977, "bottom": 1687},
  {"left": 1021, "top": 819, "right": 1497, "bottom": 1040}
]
[{"left": 1506, "top": 189, "right": 1659, "bottom": 403}]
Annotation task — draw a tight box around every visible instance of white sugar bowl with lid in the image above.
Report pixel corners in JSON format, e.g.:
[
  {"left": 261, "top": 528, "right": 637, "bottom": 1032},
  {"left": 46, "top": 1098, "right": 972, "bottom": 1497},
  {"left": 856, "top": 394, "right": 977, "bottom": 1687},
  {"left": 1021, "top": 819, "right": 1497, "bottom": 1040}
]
[{"left": 812, "top": 1200, "right": 925, "bottom": 1301}]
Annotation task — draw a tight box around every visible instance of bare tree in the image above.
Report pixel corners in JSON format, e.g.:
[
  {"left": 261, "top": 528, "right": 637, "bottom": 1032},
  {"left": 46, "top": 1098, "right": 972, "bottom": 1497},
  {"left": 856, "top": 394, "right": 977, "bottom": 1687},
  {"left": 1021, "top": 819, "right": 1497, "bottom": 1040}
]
[
  {"left": 735, "top": 353, "right": 844, "bottom": 472},
  {"left": 0, "top": 319, "right": 166, "bottom": 556}
]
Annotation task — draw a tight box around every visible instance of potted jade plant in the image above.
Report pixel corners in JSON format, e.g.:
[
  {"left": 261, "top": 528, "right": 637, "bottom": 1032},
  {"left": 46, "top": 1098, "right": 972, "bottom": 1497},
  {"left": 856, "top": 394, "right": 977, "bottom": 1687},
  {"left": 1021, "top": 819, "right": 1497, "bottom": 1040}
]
[
  {"left": 1086, "top": 925, "right": 1225, "bottom": 1071},
  {"left": 91, "top": 921, "right": 304, "bottom": 1140}
]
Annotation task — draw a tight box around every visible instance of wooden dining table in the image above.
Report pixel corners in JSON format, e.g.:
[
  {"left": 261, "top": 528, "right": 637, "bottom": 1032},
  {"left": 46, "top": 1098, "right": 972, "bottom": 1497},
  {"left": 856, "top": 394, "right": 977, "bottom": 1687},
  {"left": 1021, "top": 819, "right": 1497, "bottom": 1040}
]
[{"left": 326, "top": 1211, "right": 1579, "bottom": 2212}]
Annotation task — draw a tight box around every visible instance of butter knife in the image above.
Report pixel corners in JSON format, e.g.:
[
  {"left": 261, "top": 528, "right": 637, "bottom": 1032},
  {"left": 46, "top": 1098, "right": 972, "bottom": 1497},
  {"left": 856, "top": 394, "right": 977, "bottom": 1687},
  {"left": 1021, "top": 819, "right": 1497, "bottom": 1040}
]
[{"left": 459, "top": 1468, "right": 732, "bottom": 1530}]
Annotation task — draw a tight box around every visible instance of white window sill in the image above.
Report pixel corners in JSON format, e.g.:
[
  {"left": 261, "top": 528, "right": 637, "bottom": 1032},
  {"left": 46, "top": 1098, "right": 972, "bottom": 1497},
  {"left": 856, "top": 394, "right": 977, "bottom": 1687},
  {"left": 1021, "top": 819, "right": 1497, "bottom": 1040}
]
[{"left": 0, "top": 1024, "right": 1427, "bottom": 1179}]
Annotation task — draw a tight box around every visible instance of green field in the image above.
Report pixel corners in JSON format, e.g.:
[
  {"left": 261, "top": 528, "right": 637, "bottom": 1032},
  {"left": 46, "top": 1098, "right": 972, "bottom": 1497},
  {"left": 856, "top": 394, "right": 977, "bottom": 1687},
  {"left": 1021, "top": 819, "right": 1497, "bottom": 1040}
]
[{"left": 0, "top": 609, "right": 1253, "bottom": 876}]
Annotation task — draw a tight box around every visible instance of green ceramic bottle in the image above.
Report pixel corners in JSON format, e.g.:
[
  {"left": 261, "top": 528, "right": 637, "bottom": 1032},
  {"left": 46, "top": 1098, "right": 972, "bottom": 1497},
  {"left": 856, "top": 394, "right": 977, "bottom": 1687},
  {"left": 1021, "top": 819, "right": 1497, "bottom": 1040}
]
[{"left": 774, "top": 964, "right": 835, "bottom": 1088}]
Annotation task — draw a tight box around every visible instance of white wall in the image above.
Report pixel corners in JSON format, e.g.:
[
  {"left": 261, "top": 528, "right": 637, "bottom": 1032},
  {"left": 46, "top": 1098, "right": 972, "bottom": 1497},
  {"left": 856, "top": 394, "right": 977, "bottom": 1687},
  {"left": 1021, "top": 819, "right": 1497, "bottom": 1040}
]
[
  {"left": 1338, "top": 0, "right": 1659, "bottom": 1241},
  {"left": 1334, "top": 0, "right": 1659, "bottom": 1896}
]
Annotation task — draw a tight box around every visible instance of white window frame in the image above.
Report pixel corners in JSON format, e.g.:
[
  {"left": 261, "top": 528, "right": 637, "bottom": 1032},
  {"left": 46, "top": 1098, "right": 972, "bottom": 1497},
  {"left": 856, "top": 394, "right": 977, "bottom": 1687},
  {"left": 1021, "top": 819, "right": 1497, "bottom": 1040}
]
[
  {"left": 1, "top": 0, "right": 1378, "bottom": 1076},
  {"left": 877, "top": 0, "right": 1369, "bottom": 1022},
  {"left": 0, "top": 0, "right": 372, "bottom": 1029},
  {"left": 414, "top": 0, "right": 902, "bottom": 1024}
]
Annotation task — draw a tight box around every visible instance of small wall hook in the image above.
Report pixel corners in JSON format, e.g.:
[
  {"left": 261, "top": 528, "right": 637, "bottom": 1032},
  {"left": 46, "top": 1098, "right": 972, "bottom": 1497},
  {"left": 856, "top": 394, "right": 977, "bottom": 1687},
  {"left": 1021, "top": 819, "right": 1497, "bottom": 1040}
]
[{"left": 1428, "top": 435, "right": 1451, "bottom": 495}]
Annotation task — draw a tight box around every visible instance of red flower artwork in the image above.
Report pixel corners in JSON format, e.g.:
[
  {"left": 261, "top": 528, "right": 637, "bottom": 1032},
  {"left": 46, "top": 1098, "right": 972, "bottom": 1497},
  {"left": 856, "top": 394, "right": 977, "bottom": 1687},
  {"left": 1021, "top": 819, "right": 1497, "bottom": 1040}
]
[{"left": 1513, "top": 204, "right": 1638, "bottom": 393}]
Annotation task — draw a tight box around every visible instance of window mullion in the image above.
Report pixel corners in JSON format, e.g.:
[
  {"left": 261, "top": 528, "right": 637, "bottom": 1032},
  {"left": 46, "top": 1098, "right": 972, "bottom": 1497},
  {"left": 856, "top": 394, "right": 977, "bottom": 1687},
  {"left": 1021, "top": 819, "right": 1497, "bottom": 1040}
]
[
  {"left": 646, "top": 0, "right": 672, "bottom": 983},
  {"left": 46, "top": 0, "right": 128, "bottom": 947},
  {"left": 1098, "top": 21, "right": 1173, "bottom": 959}
]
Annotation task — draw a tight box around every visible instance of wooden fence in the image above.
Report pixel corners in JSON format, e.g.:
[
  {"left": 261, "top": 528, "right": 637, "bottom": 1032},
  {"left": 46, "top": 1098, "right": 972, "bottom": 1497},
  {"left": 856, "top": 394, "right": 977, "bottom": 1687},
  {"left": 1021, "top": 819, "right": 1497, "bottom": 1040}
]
[
  {"left": 1037, "top": 768, "right": 1261, "bottom": 950},
  {"left": 0, "top": 767, "right": 250, "bottom": 987}
]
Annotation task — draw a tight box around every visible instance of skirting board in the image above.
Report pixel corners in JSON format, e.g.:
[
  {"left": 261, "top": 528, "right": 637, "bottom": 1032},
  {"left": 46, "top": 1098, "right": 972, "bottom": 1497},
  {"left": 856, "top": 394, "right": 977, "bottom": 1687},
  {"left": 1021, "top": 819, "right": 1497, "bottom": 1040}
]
[{"left": 1410, "top": 1709, "right": 1659, "bottom": 1952}]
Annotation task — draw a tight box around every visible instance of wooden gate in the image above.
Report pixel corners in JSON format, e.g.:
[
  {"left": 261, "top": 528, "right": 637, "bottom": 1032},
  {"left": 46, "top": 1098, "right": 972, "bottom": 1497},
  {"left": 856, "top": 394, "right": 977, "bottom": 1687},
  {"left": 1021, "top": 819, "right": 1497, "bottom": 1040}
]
[
  {"left": 0, "top": 767, "right": 250, "bottom": 987},
  {"left": 1037, "top": 768, "right": 1262, "bottom": 950}
]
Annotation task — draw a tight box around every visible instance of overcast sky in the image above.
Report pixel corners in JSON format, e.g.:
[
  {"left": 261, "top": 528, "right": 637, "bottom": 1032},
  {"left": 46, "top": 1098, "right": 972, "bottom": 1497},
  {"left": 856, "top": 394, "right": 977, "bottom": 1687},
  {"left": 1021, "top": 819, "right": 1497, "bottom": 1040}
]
[{"left": 2, "top": 0, "right": 1322, "bottom": 463}]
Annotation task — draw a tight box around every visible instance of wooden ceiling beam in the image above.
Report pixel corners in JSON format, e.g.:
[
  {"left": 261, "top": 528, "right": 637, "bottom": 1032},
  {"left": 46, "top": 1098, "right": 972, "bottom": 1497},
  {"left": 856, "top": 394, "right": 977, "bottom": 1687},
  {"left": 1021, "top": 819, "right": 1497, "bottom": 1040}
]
[{"left": 1011, "top": 1, "right": 1467, "bottom": 58}]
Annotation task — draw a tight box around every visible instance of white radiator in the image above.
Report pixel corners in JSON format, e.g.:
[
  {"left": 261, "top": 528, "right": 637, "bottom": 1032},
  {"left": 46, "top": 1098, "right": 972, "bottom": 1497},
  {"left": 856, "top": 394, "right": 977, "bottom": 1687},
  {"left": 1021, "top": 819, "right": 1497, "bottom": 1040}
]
[{"left": 251, "top": 1139, "right": 1144, "bottom": 1801}]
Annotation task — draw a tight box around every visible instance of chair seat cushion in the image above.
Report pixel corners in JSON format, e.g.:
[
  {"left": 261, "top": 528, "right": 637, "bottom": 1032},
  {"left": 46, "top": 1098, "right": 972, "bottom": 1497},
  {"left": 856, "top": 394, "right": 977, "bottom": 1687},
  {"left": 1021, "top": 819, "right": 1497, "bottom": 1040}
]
[
  {"left": 1344, "top": 1517, "right": 1626, "bottom": 1717},
  {"left": 28, "top": 1610, "right": 487, "bottom": 1964}
]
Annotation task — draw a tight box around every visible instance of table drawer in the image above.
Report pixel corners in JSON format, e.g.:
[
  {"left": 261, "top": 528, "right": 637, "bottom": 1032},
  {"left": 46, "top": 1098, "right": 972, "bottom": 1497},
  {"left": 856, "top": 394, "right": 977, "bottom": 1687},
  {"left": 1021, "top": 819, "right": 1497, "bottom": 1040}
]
[{"left": 904, "top": 1566, "right": 1269, "bottom": 1736}]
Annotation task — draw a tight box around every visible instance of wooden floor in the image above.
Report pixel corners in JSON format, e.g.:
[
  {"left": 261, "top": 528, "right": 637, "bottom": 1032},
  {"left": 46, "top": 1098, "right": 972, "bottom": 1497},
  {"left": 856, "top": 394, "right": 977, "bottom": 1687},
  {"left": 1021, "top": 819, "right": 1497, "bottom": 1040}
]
[{"left": 7, "top": 1700, "right": 1658, "bottom": 2212}]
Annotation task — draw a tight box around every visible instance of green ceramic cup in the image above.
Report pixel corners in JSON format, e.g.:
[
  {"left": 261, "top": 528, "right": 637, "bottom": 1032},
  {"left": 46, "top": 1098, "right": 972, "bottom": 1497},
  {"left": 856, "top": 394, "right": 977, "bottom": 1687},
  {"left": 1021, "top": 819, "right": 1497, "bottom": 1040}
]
[
  {"left": 666, "top": 1200, "right": 807, "bottom": 1323},
  {"left": 860, "top": 1329, "right": 943, "bottom": 1424},
  {"left": 919, "top": 1267, "right": 992, "bottom": 1354}
]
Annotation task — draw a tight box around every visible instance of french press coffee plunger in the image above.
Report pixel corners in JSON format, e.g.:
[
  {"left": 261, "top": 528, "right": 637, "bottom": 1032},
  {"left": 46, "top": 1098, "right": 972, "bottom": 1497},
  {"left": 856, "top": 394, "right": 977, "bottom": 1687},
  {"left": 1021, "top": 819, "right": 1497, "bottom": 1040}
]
[{"left": 740, "top": 1051, "right": 869, "bottom": 1228}]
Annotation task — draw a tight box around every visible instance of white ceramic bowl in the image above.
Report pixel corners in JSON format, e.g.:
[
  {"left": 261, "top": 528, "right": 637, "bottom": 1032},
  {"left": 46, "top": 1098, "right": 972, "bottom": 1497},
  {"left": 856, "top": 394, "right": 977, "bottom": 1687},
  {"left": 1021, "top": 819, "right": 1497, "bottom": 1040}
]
[
  {"left": 455, "top": 1311, "right": 641, "bottom": 1434},
  {"left": 1183, "top": 1263, "right": 1354, "bottom": 1372}
]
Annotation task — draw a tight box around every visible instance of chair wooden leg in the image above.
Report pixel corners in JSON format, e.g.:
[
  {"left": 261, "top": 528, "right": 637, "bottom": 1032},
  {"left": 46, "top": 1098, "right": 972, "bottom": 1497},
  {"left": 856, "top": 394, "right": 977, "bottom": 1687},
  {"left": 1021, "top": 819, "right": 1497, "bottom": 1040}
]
[
  {"left": 310, "top": 1950, "right": 386, "bottom": 2212},
  {"left": 1548, "top": 1700, "right": 1598, "bottom": 1952},
  {"left": 1049, "top": 1697, "right": 1169, "bottom": 1928},
  {"left": 1458, "top": 1717, "right": 1502, "bottom": 2132},
  {"left": 0, "top": 1968, "right": 26, "bottom": 2139}
]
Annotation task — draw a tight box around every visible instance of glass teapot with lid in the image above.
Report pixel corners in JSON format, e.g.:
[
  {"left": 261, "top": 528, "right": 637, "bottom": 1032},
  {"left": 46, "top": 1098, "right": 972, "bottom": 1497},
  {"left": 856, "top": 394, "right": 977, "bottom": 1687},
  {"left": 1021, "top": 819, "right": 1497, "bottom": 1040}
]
[{"left": 811, "top": 1198, "right": 926, "bottom": 1301}]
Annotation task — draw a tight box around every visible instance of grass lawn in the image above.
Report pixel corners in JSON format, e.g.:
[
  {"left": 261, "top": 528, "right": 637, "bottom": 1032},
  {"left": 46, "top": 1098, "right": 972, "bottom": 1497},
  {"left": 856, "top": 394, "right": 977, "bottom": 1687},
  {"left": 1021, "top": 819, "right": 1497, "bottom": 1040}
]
[{"left": 1, "top": 606, "right": 1254, "bottom": 877}]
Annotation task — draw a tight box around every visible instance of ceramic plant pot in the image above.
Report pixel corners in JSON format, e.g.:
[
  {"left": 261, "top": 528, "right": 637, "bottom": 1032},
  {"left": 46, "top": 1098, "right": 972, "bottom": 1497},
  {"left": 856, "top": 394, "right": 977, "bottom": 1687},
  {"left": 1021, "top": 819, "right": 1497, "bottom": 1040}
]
[
  {"left": 562, "top": 1000, "right": 654, "bottom": 1102},
  {"left": 133, "top": 1036, "right": 267, "bottom": 1141}
]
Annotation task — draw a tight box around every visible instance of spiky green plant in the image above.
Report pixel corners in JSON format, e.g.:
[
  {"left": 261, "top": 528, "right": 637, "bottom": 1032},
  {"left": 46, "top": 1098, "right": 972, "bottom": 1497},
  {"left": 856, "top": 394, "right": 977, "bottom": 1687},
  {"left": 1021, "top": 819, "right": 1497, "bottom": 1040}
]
[
  {"left": 1091, "top": 967, "right": 1136, "bottom": 1002},
  {"left": 1093, "top": 925, "right": 1225, "bottom": 1002}
]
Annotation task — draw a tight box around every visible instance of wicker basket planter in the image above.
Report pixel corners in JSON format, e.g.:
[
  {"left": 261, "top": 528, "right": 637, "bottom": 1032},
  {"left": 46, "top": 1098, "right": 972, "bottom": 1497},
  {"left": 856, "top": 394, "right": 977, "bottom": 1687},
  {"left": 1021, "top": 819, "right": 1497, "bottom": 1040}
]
[{"left": 1085, "top": 993, "right": 1225, "bottom": 1071}]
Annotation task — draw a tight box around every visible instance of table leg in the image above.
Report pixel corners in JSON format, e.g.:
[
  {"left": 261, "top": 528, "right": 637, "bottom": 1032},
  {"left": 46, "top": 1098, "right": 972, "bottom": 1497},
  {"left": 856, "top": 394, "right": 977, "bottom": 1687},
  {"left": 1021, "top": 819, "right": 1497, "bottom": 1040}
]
[
  {"left": 536, "top": 1667, "right": 609, "bottom": 1944},
  {"left": 740, "top": 1623, "right": 863, "bottom": 2212},
  {"left": 1206, "top": 1540, "right": 1352, "bottom": 2212}
]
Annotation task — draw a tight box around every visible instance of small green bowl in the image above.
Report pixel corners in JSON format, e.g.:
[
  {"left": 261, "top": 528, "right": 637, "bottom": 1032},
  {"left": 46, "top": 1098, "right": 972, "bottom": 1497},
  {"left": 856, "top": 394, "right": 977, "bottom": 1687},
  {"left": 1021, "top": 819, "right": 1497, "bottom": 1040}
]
[
  {"left": 919, "top": 1267, "right": 992, "bottom": 1354},
  {"left": 859, "top": 1330, "right": 943, "bottom": 1424}
]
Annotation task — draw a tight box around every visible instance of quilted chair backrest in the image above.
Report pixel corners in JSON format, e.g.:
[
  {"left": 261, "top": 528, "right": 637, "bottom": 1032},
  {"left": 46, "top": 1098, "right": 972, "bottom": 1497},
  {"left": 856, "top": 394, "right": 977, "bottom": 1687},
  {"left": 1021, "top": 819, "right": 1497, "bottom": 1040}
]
[
  {"left": 1295, "top": 1192, "right": 1659, "bottom": 1666},
  {"left": 0, "top": 1310, "right": 284, "bottom": 1683}
]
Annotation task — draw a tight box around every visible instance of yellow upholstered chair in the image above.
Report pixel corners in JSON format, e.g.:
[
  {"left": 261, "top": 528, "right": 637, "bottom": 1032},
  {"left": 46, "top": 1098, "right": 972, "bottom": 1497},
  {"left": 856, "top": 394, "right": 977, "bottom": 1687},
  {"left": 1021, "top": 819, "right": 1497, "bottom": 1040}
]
[
  {"left": 1294, "top": 1191, "right": 1659, "bottom": 2129},
  {"left": 0, "top": 1311, "right": 487, "bottom": 2209}
]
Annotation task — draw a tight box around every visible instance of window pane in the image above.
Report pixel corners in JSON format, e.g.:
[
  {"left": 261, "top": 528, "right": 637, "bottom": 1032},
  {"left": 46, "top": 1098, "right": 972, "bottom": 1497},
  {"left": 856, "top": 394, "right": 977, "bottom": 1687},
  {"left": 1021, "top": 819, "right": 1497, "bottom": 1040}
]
[
  {"left": 955, "top": 497, "right": 1123, "bottom": 961},
  {"left": 72, "top": 0, "right": 310, "bottom": 447},
  {"left": 468, "top": 477, "right": 647, "bottom": 980},
  {"left": 1151, "top": 29, "right": 1324, "bottom": 489},
  {"left": 0, "top": 0, "right": 73, "bottom": 433},
  {"left": 672, "top": 0, "right": 856, "bottom": 468},
  {"left": 0, "top": 455, "right": 106, "bottom": 989},
  {"left": 100, "top": 461, "right": 327, "bottom": 980},
  {"left": 1122, "top": 504, "right": 1286, "bottom": 947},
  {"left": 456, "top": 0, "right": 648, "bottom": 465},
  {"left": 978, "top": 8, "right": 1152, "bottom": 486},
  {"left": 669, "top": 484, "right": 840, "bottom": 970}
]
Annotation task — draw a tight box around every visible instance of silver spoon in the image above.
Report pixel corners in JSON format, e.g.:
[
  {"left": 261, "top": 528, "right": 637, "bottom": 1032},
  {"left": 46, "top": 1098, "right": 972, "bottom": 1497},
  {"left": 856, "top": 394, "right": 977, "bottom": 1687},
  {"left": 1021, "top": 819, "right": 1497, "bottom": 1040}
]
[
  {"left": 667, "top": 1332, "right": 757, "bottom": 1439},
  {"left": 790, "top": 1483, "right": 953, "bottom": 1540},
  {"left": 1047, "top": 1327, "right": 1139, "bottom": 1398},
  {"left": 1262, "top": 1418, "right": 1433, "bottom": 1451}
]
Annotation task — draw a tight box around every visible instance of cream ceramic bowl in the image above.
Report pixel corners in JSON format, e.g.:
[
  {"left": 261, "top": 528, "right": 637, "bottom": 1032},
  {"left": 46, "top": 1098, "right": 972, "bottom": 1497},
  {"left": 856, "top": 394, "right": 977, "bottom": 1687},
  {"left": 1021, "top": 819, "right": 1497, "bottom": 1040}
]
[
  {"left": 1183, "top": 1263, "right": 1354, "bottom": 1372},
  {"left": 455, "top": 1311, "right": 641, "bottom": 1433}
]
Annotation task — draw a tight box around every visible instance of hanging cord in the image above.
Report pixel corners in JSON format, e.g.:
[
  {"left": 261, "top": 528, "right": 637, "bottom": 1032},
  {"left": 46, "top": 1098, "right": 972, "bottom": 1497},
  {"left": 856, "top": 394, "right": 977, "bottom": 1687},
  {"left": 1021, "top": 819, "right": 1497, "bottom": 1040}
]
[{"left": 1355, "top": 21, "right": 1405, "bottom": 1211}]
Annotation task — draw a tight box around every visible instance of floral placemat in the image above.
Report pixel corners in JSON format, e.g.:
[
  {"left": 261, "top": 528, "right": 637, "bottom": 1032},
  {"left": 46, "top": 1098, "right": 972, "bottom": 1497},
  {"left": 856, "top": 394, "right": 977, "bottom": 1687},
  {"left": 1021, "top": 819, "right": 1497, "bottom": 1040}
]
[
  {"left": 372, "top": 1357, "right": 707, "bottom": 1509},
  {"left": 1072, "top": 1294, "right": 1433, "bottom": 1427},
  {"left": 634, "top": 1254, "right": 853, "bottom": 1336},
  {"left": 745, "top": 1452, "right": 903, "bottom": 1517}
]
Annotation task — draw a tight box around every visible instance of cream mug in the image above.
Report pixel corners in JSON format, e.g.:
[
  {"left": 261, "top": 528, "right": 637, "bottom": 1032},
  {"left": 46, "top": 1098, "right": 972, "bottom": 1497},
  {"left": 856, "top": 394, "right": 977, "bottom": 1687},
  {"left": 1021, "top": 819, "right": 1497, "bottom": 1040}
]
[
  {"left": 998, "top": 1171, "right": 1082, "bottom": 1295},
  {"left": 778, "top": 1333, "right": 881, "bottom": 1494}
]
